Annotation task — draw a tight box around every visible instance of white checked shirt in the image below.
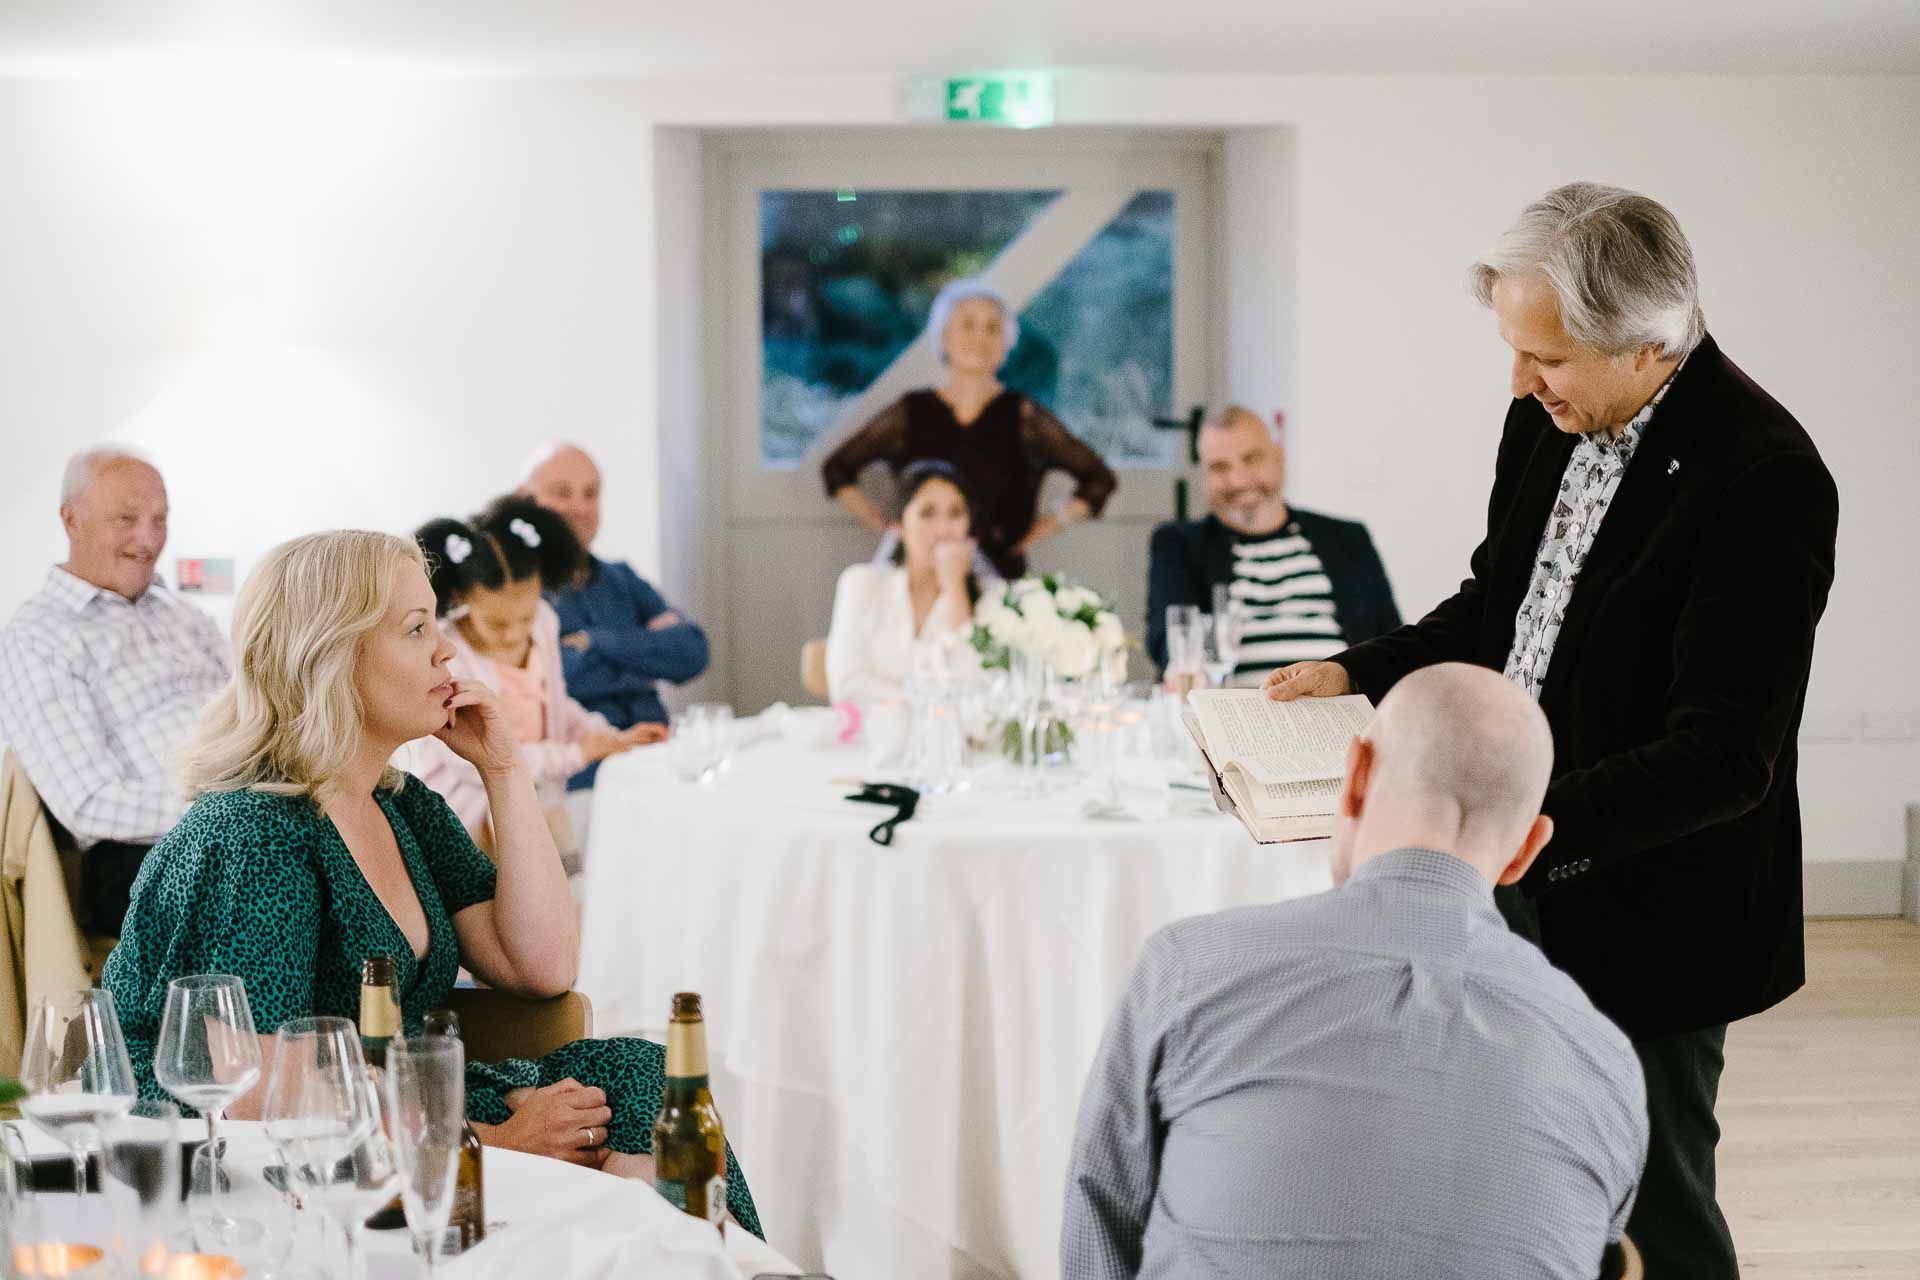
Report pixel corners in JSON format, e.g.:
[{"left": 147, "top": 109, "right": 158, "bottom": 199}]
[
  {"left": 1505, "top": 364, "right": 1683, "bottom": 700},
  {"left": 0, "top": 567, "right": 229, "bottom": 846}
]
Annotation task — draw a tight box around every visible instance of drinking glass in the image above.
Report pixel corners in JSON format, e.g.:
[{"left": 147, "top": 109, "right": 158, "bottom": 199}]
[
  {"left": 305, "top": 1072, "right": 398, "bottom": 1280},
  {"left": 688, "top": 703, "right": 737, "bottom": 775},
  {"left": 263, "top": 1017, "right": 374, "bottom": 1278},
  {"left": 385, "top": 1037, "right": 465, "bottom": 1278},
  {"left": 188, "top": 1137, "right": 297, "bottom": 1275},
  {"left": 667, "top": 708, "right": 729, "bottom": 784},
  {"left": 1163, "top": 605, "right": 1206, "bottom": 694},
  {"left": 18, "top": 989, "right": 137, "bottom": 1205},
  {"left": 100, "top": 1098, "right": 180, "bottom": 1275},
  {"left": 1209, "top": 597, "right": 1248, "bottom": 688},
  {"left": 155, "top": 975, "right": 262, "bottom": 1243}
]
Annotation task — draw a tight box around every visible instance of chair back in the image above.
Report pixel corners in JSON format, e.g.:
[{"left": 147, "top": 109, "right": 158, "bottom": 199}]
[{"left": 444, "top": 988, "right": 594, "bottom": 1063}]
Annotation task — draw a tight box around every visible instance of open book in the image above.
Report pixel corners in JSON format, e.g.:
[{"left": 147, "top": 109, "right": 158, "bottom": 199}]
[{"left": 1182, "top": 690, "right": 1375, "bottom": 843}]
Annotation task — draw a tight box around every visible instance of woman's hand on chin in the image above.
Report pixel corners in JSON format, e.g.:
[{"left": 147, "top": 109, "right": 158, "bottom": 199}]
[{"left": 434, "top": 678, "right": 523, "bottom": 779}]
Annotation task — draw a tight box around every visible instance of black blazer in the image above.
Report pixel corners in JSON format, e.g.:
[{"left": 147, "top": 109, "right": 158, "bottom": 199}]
[
  {"left": 1146, "top": 508, "right": 1402, "bottom": 671},
  {"left": 1336, "top": 335, "right": 1839, "bottom": 1039}
]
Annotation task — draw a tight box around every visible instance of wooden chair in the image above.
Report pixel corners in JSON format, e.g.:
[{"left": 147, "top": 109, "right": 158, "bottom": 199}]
[
  {"left": 800, "top": 639, "right": 829, "bottom": 701},
  {"left": 445, "top": 988, "right": 594, "bottom": 1062}
]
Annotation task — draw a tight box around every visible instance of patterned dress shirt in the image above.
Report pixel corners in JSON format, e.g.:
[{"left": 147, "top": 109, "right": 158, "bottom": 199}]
[
  {"left": 1062, "top": 848, "right": 1648, "bottom": 1280},
  {"left": 1505, "top": 366, "right": 1683, "bottom": 699},
  {"left": 0, "top": 567, "right": 229, "bottom": 846}
]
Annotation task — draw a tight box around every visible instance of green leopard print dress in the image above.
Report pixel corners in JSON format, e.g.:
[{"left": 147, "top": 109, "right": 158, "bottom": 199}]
[{"left": 100, "top": 774, "right": 761, "bottom": 1236}]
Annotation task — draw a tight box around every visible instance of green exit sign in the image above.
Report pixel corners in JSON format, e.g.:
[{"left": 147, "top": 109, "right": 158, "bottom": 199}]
[{"left": 945, "top": 73, "right": 1054, "bottom": 128}]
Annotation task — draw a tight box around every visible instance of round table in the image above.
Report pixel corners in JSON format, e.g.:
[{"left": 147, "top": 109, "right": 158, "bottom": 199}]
[{"left": 578, "top": 737, "right": 1333, "bottom": 1280}]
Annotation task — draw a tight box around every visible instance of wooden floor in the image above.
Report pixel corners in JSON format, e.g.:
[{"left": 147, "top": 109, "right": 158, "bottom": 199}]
[{"left": 1721, "top": 918, "right": 1920, "bottom": 1278}]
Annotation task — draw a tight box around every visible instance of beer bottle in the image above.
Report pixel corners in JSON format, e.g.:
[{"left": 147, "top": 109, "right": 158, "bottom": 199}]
[
  {"left": 358, "top": 957, "right": 399, "bottom": 1073},
  {"left": 359, "top": 956, "right": 410, "bottom": 1232},
  {"left": 424, "top": 1008, "right": 487, "bottom": 1252},
  {"left": 653, "top": 992, "right": 728, "bottom": 1227}
]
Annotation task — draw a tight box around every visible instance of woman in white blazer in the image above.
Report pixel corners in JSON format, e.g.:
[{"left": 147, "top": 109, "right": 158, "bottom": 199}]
[{"left": 826, "top": 460, "right": 990, "bottom": 705}]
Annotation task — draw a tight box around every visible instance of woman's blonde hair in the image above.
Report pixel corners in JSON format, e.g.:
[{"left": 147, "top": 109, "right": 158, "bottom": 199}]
[{"left": 184, "top": 530, "right": 424, "bottom": 800}]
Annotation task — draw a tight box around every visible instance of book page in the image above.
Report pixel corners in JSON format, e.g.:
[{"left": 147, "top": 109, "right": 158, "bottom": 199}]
[
  {"left": 1188, "top": 691, "right": 1374, "bottom": 785},
  {"left": 1223, "top": 769, "right": 1341, "bottom": 819}
]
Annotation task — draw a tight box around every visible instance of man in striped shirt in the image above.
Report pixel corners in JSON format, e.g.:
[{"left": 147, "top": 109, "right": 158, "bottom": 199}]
[{"left": 1146, "top": 407, "right": 1400, "bottom": 681}]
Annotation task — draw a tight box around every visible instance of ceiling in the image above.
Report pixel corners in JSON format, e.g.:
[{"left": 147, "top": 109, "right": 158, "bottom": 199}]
[{"left": 1, "top": 0, "right": 1916, "bottom": 76}]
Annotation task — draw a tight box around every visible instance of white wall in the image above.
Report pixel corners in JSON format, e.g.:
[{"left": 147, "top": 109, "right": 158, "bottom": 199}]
[{"left": 1, "top": 67, "right": 1914, "bottom": 865}]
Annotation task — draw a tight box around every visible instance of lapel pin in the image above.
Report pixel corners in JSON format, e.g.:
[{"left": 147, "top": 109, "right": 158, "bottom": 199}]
[{"left": 1667, "top": 459, "right": 1680, "bottom": 476}]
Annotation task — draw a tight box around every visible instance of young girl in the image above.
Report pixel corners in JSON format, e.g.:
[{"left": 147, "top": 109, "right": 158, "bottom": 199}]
[{"left": 413, "top": 495, "right": 661, "bottom": 863}]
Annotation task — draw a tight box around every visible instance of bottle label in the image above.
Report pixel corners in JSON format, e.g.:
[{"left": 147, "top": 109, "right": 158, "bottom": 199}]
[
  {"left": 360, "top": 986, "right": 400, "bottom": 1038},
  {"left": 705, "top": 1175, "right": 727, "bottom": 1224}
]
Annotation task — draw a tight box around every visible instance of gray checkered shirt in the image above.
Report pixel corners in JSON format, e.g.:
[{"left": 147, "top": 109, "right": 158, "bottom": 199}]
[
  {"left": 1063, "top": 848, "right": 1648, "bottom": 1280},
  {"left": 0, "top": 567, "right": 229, "bottom": 846}
]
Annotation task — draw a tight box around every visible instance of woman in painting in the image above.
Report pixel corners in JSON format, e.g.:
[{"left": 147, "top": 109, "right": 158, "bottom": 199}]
[{"left": 819, "top": 278, "right": 1117, "bottom": 580}]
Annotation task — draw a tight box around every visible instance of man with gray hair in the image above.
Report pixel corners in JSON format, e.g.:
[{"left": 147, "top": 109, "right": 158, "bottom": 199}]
[
  {"left": 0, "top": 448, "right": 229, "bottom": 932},
  {"left": 1064, "top": 663, "right": 1648, "bottom": 1278},
  {"left": 1268, "top": 182, "right": 1839, "bottom": 1275}
]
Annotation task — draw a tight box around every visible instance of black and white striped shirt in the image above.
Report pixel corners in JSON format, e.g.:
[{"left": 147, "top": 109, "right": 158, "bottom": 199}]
[{"left": 1224, "top": 522, "right": 1345, "bottom": 673}]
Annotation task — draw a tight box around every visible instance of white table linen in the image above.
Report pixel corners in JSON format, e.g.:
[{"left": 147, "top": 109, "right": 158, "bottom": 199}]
[
  {"left": 579, "top": 739, "right": 1333, "bottom": 1280},
  {"left": 8, "top": 1120, "right": 801, "bottom": 1279}
]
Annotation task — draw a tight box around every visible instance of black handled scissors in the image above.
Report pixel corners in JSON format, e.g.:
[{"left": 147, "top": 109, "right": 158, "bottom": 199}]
[{"left": 844, "top": 782, "right": 919, "bottom": 846}]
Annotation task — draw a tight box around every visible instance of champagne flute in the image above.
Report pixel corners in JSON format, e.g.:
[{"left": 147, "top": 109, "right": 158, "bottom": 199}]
[
  {"left": 18, "top": 989, "right": 137, "bottom": 1204},
  {"left": 155, "top": 974, "right": 263, "bottom": 1245},
  {"left": 386, "top": 1036, "right": 465, "bottom": 1277}
]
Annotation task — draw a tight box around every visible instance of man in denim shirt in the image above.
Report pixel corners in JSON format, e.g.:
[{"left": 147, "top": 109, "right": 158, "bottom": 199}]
[{"left": 522, "top": 444, "right": 709, "bottom": 790}]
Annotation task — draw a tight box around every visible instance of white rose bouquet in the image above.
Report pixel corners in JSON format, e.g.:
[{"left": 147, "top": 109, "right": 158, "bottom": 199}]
[{"left": 970, "top": 574, "right": 1128, "bottom": 681}]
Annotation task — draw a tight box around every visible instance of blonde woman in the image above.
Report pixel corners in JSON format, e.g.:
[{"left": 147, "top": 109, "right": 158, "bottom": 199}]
[{"left": 99, "top": 530, "right": 760, "bottom": 1233}]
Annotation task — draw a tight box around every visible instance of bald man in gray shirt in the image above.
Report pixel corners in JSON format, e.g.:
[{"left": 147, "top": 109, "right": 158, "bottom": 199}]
[{"left": 1063, "top": 664, "right": 1648, "bottom": 1279}]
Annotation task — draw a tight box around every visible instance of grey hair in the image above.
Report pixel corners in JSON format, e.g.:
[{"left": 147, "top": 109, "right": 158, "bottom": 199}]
[
  {"left": 61, "top": 446, "right": 156, "bottom": 507},
  {"left": 1202, "top": 404, "right": 1283, "bottom": 444},
  {"left": 1469, "top": 182, "right": 1706, "bottom": 359},
  {"left": 925, "top": 278, "right": 1019, "bottom": 365}
]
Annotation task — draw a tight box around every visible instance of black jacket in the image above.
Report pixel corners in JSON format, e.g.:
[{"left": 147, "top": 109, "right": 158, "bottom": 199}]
[
  {"left": 1335, "top": 335, "right": 1839, "bottom": 1039},
  {"left": 1146, "top": 508, "right": 1402, "bottom": 671}
]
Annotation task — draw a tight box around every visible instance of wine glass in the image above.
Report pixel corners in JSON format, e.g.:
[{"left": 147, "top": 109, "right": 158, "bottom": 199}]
[
  {"left": 667, "top": 711, "right": 719, "bottom": 783},
  {"left": 263, "top": 1017, "right": 374, "bottom": 1276},
  {"left": 305, "top": 1071, "right": 399, "bottom": 1280},
  {"left": 155, "top": 974, "right": 262, "bottom": 1244},
  {"left": 688, "top": 703, "right": 737, "bottom": 776},
  {"left": 189, "top": 1137, "right": 297, "bottom": 1275},
  {"left": 18, "top": 988, "right": 137, "bottom": 1204},
  {"left": 1205, "top": 606, "right": 1245, "bottom": 689}
]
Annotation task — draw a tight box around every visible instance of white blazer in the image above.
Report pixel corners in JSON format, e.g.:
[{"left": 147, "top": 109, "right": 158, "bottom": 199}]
[{"left": 824, "top": 564, "right": 980, "bottom": 705}]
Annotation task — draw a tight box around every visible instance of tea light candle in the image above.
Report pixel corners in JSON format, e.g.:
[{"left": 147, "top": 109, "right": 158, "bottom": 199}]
[
  {"left": 162, "top": 1255, "right": 245, "bottom": 1280},
  {"left": 12, "top": 1242, "right": 106, "bottom": 1277}
]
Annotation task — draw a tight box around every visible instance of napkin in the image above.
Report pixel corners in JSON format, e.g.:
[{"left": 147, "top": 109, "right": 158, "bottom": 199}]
[{"left": 436, "top": 1174, "right": 805, "bottom": 1280}]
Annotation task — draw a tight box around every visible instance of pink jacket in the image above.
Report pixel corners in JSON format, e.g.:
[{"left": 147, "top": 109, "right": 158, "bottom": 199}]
[{"left": 411, "top": 599, "right": 613, "bottom": 837}]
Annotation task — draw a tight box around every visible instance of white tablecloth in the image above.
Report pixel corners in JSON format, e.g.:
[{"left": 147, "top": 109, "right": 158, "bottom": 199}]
[
  {"left": 578, "top": 739, "right": 1333, "bottom": 1280},
  {"left": 8, "top": 1120, "right": 801, "bottom": 1279}
]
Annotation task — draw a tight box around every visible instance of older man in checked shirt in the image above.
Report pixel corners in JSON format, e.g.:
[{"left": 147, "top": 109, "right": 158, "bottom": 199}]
[
  {"left": 1064, "top": 664, "right": 1647, "bottom": 1279},
  {"left": 0, "top": 448, "right": 229, "bottom": 934}
]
